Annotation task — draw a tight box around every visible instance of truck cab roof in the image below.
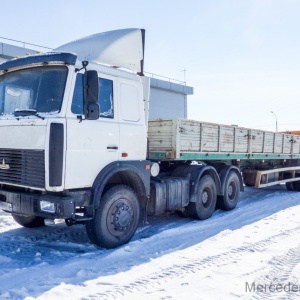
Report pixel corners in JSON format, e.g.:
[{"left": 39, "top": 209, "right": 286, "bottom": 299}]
[{"left": 0, "top": 52, "right": 77, "bottom": 73}]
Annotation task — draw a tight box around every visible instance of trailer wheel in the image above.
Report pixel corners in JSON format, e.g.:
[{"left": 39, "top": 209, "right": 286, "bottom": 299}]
[
  {"left": 284, "top": 173, "right": 300, "bottom": 191},
  {"left": 12, "top": 214, "right": 45, "bottom": 228},
  {"left": 293, "top": 179, "right": 300, "bottom": 191},
  {"left": 284, "top": 173, "right": 295, "bottom": 191},
  {"left": 217, "top": 171, "right": 240, "bottom": 211},
  {"left": 86, "top": 185, "right": 140, "bottom": 249},
  {"left": 286, "top": 182, "right": 295, "bottom": 191},
  {"left": 186, "top": 175, "right": 217, "bottom": 220}
]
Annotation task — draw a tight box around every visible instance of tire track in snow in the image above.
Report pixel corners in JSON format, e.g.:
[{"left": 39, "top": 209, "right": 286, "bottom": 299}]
[
  {"left": 251, "top": 242, "right": 300, "bottom": 300},
  {"left": 90, "top": 225, "right": 300, "bottom": 299}
]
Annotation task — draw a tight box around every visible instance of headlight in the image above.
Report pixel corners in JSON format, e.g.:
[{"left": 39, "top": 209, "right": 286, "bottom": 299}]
[{"left": 40, "top": 200, "right": 56, "bottom": 213}]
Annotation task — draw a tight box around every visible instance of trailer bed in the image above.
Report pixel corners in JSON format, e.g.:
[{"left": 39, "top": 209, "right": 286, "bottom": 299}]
[{"left": 148, "top": 118, "right": 300, "bottom": 160}]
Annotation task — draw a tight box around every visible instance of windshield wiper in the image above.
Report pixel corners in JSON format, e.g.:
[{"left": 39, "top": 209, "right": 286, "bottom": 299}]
[{"left": 13, "top": 109, "right": 45, "bottom": 120}]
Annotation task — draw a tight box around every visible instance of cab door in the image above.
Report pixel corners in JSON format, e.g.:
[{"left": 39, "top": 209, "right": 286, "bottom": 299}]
[
  {"left": 65, "top": 72, "right": 119, "bottom": 189},
  {"left": 118, "top": 79, "right": 147, "bottom": 161}
]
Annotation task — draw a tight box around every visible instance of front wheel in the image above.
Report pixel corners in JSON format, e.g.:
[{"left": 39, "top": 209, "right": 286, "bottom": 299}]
[
  {"left": 12, "top": 214, "right": 45, "bottom": 228},
  {"left": 86, "top": 185, "right": 140, "bottom": 249},
  {"left": 186, "top": 175, "right": 217, "bottom": 220}
]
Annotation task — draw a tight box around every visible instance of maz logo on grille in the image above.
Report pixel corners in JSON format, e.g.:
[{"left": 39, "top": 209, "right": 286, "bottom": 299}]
[{"left": 0, "top": 159, "right": 10, "bottom": 170}]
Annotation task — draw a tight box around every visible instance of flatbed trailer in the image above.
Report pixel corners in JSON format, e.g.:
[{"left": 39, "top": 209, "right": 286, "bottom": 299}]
[{"left": 148, "top": 118, "right": 300, "bottom": 189}]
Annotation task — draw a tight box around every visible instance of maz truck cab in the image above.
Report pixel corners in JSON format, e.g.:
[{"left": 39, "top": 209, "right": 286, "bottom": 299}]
[{"left": 0, "top": 29, "right": 152, "bottom": 249}]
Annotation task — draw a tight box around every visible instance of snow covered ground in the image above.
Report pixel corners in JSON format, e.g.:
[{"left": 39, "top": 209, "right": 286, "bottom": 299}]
[{"left": 0, "top": 185, "right": 300, "bottom": 300}]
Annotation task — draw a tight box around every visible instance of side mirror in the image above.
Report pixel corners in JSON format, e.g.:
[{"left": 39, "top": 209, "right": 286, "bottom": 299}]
[
  {"left": 86, "top": 102, "right": 100, "bottom": 120},
  {"left": 84, "top": 70, "right": 100, "bottom": 120}
]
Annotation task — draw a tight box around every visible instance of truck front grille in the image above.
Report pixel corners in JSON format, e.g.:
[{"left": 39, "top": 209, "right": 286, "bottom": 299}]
[{"left": 0, "top": 149, "right": 45, "bottom": 188}]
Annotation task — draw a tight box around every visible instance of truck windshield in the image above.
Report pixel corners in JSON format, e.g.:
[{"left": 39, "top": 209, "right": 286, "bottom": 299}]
[{"left": 0, "top": 66, "right": 68, "bottom": 116}]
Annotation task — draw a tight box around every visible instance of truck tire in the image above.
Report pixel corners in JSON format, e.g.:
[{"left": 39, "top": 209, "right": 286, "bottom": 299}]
[
  {"left": 285, "top": 173, "right": 300, "bottom": 191},
  {"left": 286, "top": 182, "right": 295, "bottom": 191},
  {"left": 186, "top": 175, "right": 217, "bottom": 220},
  {"left": 217, "top": 171, "right": 240, "bottom": 211},
  {"left": 284, "top": 173, "right": 295, "bottom": 191},
  {"left": 293, "top": 179, "right": 300, "bottom": 191},
  {"left": 12, "top": 214, "right": 45, "bottom": 228},
  {"left": 86, "top": 185, "right": 140, "bottom": 249}
]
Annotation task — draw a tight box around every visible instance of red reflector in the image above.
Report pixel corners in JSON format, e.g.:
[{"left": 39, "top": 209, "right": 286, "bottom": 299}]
[{"left": 122, "top": 153, "right": 128, "bottom": 157}]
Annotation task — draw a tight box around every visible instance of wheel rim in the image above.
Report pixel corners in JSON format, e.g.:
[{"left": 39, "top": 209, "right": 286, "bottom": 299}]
[
  {"left": 107, "top": 199, "right": 134, "bottom": 237},
  {"left": 227, "top": 180, "right": 237, "bottom": 201},
  {"left": 201, "top": 188, "right": 212, "bottom": 208}
]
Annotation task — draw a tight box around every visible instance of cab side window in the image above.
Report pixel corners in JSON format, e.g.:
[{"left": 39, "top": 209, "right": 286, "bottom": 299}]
[
  {"left": 99, "top": 78, "right": 113, "bottom": 118},
  {"left": 71, "top": 73, "right": 114, "bottom": 118},
  {"left": 71, "top": 74, "right": 84, "bottom": 114}
]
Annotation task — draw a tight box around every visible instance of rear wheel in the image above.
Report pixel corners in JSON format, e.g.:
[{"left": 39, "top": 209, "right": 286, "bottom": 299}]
[
  {"left": 217, "top": 171, "right": 240, "bottom": 210},
  {"left": 186, "top": 175, "right": 217, "bottom": 220},
  {"left": 86, "top": 185, "right": 140, "bottom": 249},
  {"left": 12, "top": 214, "right": 45, "bottom": 228}
]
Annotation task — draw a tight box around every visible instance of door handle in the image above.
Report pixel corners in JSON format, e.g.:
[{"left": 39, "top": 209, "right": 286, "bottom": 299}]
[{"left": 107, "top": 146, "right": 118, "bottom": 150}]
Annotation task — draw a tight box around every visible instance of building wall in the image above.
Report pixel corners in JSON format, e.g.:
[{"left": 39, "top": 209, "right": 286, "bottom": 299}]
[
  {"left": 149, "top": 87, "right": 187, "bottom": 119},
  {"left": 149, "top": 77, "right": 193, "bottom": 119},
  {"left": 0, "top": 42, "right": 36, "bottom": 60}
]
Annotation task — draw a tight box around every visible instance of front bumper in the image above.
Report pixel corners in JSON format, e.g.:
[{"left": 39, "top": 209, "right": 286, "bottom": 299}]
[{"left": 0, "top": 188, "right": 75, "bottom": 219}]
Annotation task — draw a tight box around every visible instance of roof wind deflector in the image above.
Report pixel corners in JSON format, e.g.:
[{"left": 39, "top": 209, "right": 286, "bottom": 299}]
[{"left": 54, "top": 28, "right": 145, "bottom": 74}]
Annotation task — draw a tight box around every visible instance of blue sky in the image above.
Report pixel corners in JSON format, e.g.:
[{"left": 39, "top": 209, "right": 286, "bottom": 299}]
[{"left": 1, "top": 0, "right": 300, "bottom": 131}]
